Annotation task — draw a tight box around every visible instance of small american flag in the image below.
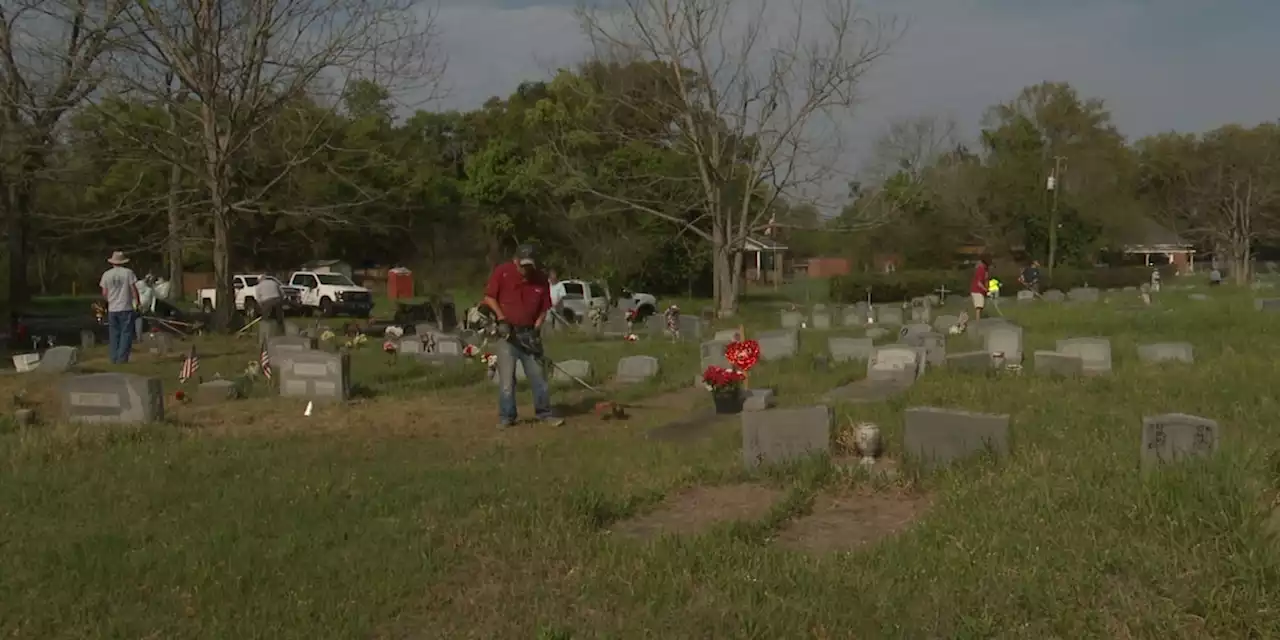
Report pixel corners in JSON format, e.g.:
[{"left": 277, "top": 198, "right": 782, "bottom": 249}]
[
  {"left": 179, "top": 346, "right": 199, "bottom": 383},
  {"left": 260, "top": 344, "right": 272, "bottom": 379}
]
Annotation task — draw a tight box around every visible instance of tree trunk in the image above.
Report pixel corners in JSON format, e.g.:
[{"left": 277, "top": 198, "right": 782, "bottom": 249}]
[
  {"left": 1230, "top": 238, "right": 1250, "bottom": 285},
  {"left": 166, "top": 162, "right": 184, "bottom": 300},
  {"left": 211, "top": 201, "right": 233, "bottom": 330},
  {"left": 6, "top": 185, "right": 31, "bottom": 307}
]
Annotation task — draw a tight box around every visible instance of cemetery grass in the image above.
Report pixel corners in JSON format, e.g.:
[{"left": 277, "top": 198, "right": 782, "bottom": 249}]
[{"left": 3, "top": 289, "right": 1280, "bottom": 637}]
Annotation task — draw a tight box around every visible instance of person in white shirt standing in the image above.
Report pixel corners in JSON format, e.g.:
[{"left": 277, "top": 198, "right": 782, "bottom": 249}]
[
  {"left": 99, "top": 251, "right": 141, "bottom": 364},
  {"left": 134, "top": 275, "right": 157, "bottom": 339},
  {"left": 255, "top": 275, "right": 286, "bottom": 337}
]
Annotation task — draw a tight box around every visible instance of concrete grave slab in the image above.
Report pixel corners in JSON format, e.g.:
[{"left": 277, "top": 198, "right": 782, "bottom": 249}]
[
  {"left": 279, "top": 350, "right": 350, "bottom": 403},
  {"left": 617, "top": 355, "right": 660, "bottom": 383},
  {"left": 1055, "top": 337, "right": 1113, "bottom": 375},
  {"left": 1137, "top": 342, "right": 1194, "bottom": 364},
  {"left": 60, "top": 373, "right": 163, "bottom": 424},
  {"left": 755, "top": 329, "right": 799, "bottom": 361},
  {"left": 945, "top": 351, "right": 994, "bottom": 372},
  {"left": 741, "top": 405, "right": 832, "bottom": 469},
  {"left": 1034, "top": 351, "right": 1083, "bottom": 376},
  {"left": 1141, "top": 413, "right": 1219, "bottom": 468},
  {"left": 195, "top": 379, "right": 240, "bottom": 403},
  {"left": 866, "top": 345, "right": 921, "bottom": 385},
  {"left": 903, "top": 407, "right": 1010, "bottom": 470},
  {"left": 828, "top": 337, "right": 874, "bottom": 363}
]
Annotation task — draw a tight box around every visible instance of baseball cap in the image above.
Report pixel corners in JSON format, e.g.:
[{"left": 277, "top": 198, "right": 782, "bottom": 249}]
[{"left": 515, "top": 244, "right": 537, "bottom": 266}]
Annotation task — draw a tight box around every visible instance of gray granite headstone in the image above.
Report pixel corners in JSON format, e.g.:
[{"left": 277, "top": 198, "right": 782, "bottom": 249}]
[
  {"left": 756, "top": 329, "right": 798, "bottom": 361},
  {"left": 866, "top": 345, "right": 921, "bottom": 384},
  {"left": 146, "top": 332, "right": 174, "bottom": 356},
  {"left": 876, "top": 306, "right": 904, "bottom": 326},
  {"left": 1016, "top": 290, "right": 1035, "bottom": 303},
  {"left": 1137, "top": 342, "right": 1194, "bottom": 364},
  {"left": 713, "top": 329, "right": 740, "bottom": 341},
  {"left": 903, "top": 406, "right": 1010, "bottom": 469},
  {"left": 284, "top": 321, "right": 302, "bottom": 336},
  {"left": 1033, "top": 351, "right": 1083, "bottom": 376},
  {"left": 551, "top": 359, "right": 593, "bottom": 384},
  {"left": 741, "top": 405, "right": 832, "bottom": 469},
  {"left": 1067, "top": 287, "right": 1100, "bottom": 302},
  {"left": 268, "top": 336, "right": 318, "bottom": 371},
  {"left": 843, "top": 304, "right": 873, "bottom": 326},
  {"left": 1188, "top": 293, "right": 1209, "bottom": 302},
  {"left": 616, "top": 355, "right": 659, "bottom": 383},
  {"left": 37, "top": 346, "right": 78, "bottom": 373},
  {"left": 945, "top": 351, "right": 993, "bottom": 372},
  {"left": 903, "top": 331, "right": 946, "bottom": 367},
  {"left": 932, "top": 315, "right": 959, "bottom": 333},
  {"left": 196, "top": 379, "right": 240, "bottom": 403},
  {"left": 743, "top": 388, "right": 777, "bottom": 411},
  {"left": 279, "top": 350, "right": 350, "bottom": 403},
  {"left": 865, "top": 327, "right": 890, "bottom": 340},
  {"left": 984, "top": 324, "right": 1024, "bottom": 364},
  {"left": 1042, "top": 289, "right": 1065, "bottom": 302},
  {"left": 780, "top": 310, "right": 804, "bottom": 328},
  {"left": 828, "top": 337, "right": 874, "bottom": 363},
  {"left": 1254, "top": 298, "right": 1280, "bottom": 312},
  {"left": 434, "top": 335, "right": 465, "bottom": 356},
  {"left": 80, "top": 329, "right": 96, "bottom": 349},
  {"left": 700, "top": 340, "right": 731, "bottom": 371},
  {"left": 811, "top": 308, "right": 832, "bottom": 330},
  {"left": 1056, "top": 337, "right": 1113, "bottom": 375},
  {"left": 1141, "top": 413, "right": 1219, "bottom": 468},
  {"left": 60, "top": 373, "right": 163, "bottom": 424}
]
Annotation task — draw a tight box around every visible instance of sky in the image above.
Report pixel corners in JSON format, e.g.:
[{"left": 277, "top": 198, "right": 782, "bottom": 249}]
[{"left": 426, "top": 0, "right": 1280, "bottom": 197}]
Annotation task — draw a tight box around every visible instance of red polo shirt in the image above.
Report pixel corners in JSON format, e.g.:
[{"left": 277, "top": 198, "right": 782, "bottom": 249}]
[
  {"left": 971, "top": 262, "right": 989, "bottom": 294},
  {"left": 484, "top": 262, "right": 551, "bottom": 327}
]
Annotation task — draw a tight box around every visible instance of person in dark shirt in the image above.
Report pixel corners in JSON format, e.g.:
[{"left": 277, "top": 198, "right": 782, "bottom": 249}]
[
  {"left": 1019, "top": 260, "right": 1042, "bottom": 294},
  {"left": 483, "top": 244, "right": 564, "bottom": 429}
]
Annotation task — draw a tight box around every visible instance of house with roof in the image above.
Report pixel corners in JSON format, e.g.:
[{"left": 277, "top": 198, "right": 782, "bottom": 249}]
[{"left": 1118, "top": 218, "right": 1197, "bottom": 274}]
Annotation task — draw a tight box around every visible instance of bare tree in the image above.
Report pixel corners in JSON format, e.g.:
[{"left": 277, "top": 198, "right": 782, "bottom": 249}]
[
  {"left": 554, "top": 0, "right": 899, "bottom": 315},
  {"left": 865, "top": 115, "right": 957, "bottom": 184},
  {"left": 103, "top": 0, "right": 441, "bottom": 327},
  {"left": 0, "top": 0, "right": 130, "bottom": 305}
]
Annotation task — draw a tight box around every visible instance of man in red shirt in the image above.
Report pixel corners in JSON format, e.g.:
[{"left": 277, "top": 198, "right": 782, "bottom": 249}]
[
  {"left": 970, "top": 253, "right": 992, "bottom": 320},
  {"left": 483, "top": 244, "right": 563, "bottom": 429}
]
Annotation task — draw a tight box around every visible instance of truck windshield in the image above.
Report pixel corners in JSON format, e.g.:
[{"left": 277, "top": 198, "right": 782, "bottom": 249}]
[
  {"left": 316, "top": 274, "right": 355, "bottom": 286},
  {"left": 242, "top": 276, "right": 260, "bottom": 286}
]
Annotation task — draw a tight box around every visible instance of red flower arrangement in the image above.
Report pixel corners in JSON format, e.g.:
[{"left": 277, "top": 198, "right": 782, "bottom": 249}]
[
  {"left": 701, "top": 365, "right": 746, "bottom": 392},
  {"left": 724, "top": 339, "right": 760, "bottom": 372},
  {"left": 174, "top": 390, "right": 188, "bottom": 402}
]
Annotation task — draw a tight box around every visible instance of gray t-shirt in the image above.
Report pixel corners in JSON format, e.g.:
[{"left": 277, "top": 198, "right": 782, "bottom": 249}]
[
  {"left": 255, "top": 277, "right": 283, "bottom": 302},
  {"left": 99, "top": 266, "right": 138, "bottom": 312}
]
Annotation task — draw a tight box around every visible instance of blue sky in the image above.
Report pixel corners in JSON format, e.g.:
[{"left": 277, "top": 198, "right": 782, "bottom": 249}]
[{"left": 427, "top": 0, "right": 1280, "bottom": 177}]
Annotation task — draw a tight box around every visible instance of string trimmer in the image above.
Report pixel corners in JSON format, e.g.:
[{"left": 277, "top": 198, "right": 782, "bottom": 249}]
[{"left": 505, "top": 325, "right": 626, "bottom": 420}]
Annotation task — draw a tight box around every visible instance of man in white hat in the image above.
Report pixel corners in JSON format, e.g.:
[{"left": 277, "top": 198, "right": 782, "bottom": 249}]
[{"left": 100, "top": 251, "right": 140, "bottom": 364}]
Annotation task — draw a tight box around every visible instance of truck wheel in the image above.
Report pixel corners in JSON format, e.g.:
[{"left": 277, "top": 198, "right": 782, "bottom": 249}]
[
  {"left": 319, "top": 297, "right": 334, "bottom": 316},
  {"left": 202, "top": 299, "right": 213, "bottom": 313},
  {"left": 244, "top": 298, "right": 259, "bottom": 318}
]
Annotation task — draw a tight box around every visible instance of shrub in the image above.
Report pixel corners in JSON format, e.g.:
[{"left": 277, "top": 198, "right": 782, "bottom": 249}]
[{"left": 828, "top": 266, "right": 1174, "bottom": 303}]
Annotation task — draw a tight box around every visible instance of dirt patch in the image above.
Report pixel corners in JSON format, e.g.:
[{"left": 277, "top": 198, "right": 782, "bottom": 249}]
[
  {"left": 775, "top": 490, "right": 930, "bottom": 554},
  {"left": 611, "top": 483, "right": 783, "bottom": 538}
]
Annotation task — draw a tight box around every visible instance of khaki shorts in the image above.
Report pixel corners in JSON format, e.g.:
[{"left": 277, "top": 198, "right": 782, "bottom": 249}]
[{"left": 971, "top": 292, "right": 986, "bottom": 308}]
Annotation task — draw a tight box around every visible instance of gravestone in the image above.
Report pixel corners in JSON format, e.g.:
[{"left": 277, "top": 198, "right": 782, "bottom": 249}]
[
  {"left": 828, "top": 337, "right": 874, "bottom": 363},
  {"left": 969, "top": 317, "right": 1011, "bottom": 340},
  {"left": 195, "top": 379, "right": 240, "bottom": 403},
  {"left": 80, "top": 329, "right": 96, "bottom": 349},
  {"left": 677, "top": 316, "right": 703, "bottom": 340},
  {"left": 551, "top": 359, "right": 593, "bottom": 384},
  {"left": 1141, "top": 413, "right": 1219, "bottom": 468},
  {"left": 1016, "top": 290, "right": 1036, "bottom": 303},
  {"left": 37, "top": 346, "right": 78, "bottom": 373},
  {"left": 285, "top": 321, "right": 302, "bottom": 336},
  {"left": 700, "top": 340, "right": 732, "bottom": 371},
  {"left": 743, "top": 388, "right": 777, "bottom": 411},
  {"left": 146, "top": 332, "right": 173, "bottom": 356},
  {"left": 945, "top": 351, "right": 993, "bottom": 372},
  {"left": 1189, "top": 293, "right": 1209, "bottom": 301},
  {"left": 865, "top": 327, "right": 890, "bottom": 341},
  {"left": 811, "top": 307, "right": 832, "bottom": 330},
  {"left": 866, "top": 346, "right": 921, "bottom": 385},
  {"left": 844, "top": 303, "right": 873, "bottom": 326},
  {"left": 714, "top": 329, "right": 740, "bottom": 341},
  {"left": 414, "top": 323, "right": 436, "bottom": 337},
  {"left": 1067, "top": 287, "right": 1100, "bottom": 303},
  {"left": 1254, "top": 298, "right": 1280, "bottom": 312},
  {"left": 400, "top": 337, "right": 425, "bottom": 354},
  {"left": 903, "top": 331, "right": 946, "bottom": 367},
  {"left": 269, "top": 336, "right": 317, "bottom": 352},
  {"left": 434, "top": 335, "right": 465, "bottom": 356},
  {"left": 616, "top": 355, "right": 660, "bottom": 383},
  {"left": 1033, "top": 351, "right": 1083, "bottom": 376},
  {"left": 780, "top": 310, "right": 804, "bottom": 329},
  {"left": 1042, "top": 289, "right": 1065, "bottom": 302},
  {"left": 279, "top": 350, "right": 350, "bottom": 403},
  {"left": 903, "top": 407, "right": 1010, "bottom": 470},
  {"left": 932, "top": 315, "right": 959, "bottom": 333},
  {"left": 984, "top": 324, "right": 1024, "bottom": 364},
  {"left": 909, "top": 298, "right": 932, "bottom": 323},
  {"left": 1137, "top": 342, "right": 1194, "bottom": 364},
  {"left": 1056, "top": 337, "right": 1113, "bottom": 375},
  {"left": 899, "top": 323, "right": 932, "bottom": 342},
  {"left": 60, "top": 373, "right": 163, "bottom": 424},
  {"left": 756, "top": 330, "right": 799, "bottom": 361},
  {"left": 741, "top": 405, "right": 832, "bottom": 469},
  {"left": 876, "top": 306, "right": 904, "bottom": 326}
]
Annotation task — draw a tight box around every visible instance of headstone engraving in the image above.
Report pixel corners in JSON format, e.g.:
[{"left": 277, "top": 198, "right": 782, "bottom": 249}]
[
  {"left": 279, "top": 350, "right": 350, "bottom": 402},
  {"left": 1141, "top": 413, "right": 1219, "bottom": 468},
  {"left": 60, "top": 373, "right": 163, "bottom": 424},
  {"left": 741, "top": 405, "right": 832, "bottom": 469},
  {"left": 903, "top": 407, "right": 1010, "bottom": 469}
]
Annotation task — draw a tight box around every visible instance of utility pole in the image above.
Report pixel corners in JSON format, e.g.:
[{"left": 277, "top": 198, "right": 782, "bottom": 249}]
[{"left": 1046, "top": 155, "right": 1067, "bottom": 274}]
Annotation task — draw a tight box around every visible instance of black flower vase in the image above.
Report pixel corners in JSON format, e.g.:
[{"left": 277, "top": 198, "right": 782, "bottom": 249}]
[{"left": 711, "top": 388, "right": 745, "bottom": 414}]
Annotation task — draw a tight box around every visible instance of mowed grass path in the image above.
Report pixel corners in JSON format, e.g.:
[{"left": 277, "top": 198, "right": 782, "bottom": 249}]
[{"left": 4, "top": 288, "right": 1280, "bottom": 638}]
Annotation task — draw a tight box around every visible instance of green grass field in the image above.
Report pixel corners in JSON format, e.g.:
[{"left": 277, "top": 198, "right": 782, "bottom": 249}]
[{"left": 3, "top": 283, "right": 1280, "bottom": 638}]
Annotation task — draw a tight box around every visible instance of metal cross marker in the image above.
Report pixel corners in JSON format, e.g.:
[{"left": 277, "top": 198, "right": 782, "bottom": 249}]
[{"left": 935, "top": 285, "right": 949, "bottom": 300}]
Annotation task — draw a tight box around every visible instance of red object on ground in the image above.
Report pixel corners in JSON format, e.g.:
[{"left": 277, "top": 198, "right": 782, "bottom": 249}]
[{"left": 387, "top": 268, "right": 413, "bottom": 300}]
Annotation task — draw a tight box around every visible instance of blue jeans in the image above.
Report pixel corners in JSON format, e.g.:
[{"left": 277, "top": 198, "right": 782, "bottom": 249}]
[
  {"left": 107, "top": 310, "right": 136, "bottom": 364},
  {"left": 496, "top": 338, "right": 552, "bottom": 424}
]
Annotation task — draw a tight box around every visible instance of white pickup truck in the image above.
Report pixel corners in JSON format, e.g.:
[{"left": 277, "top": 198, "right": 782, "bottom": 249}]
[
  {"left": 198, "top": 274, "right": 302, "bottom": 317},
  {"left": 287, "top": 270, "right": 374, "bottom": 317}
]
